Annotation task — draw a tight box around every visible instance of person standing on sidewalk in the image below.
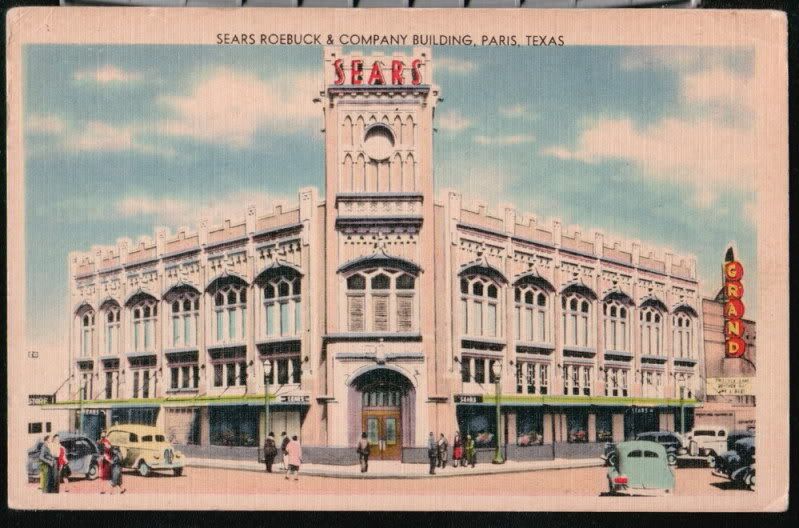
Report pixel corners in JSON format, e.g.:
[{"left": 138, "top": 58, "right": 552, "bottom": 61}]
[
  {"left": 427, "top": 432, "right": 437, "bottom": 475},
  {"left": 279, "top": 432, "right": 290, "bottom": 472},
  {"left": 285, "top": 435, "right": 302, "bottom": 481},
  {"left": 436, "top": 433, "right": 449, "bottom": 469},
  {"left": 263, "top": 432, "right": 278, "bottom": 473},
  {"left": 465, "top": 434, "right": 476, "bottom": 468},
  {"left": 38, "top": 435, "right": 57, "bottom": 493},
  {"left": 38, "top": 435, "right": 50, "bottom": 492},
  {"left": 356, "top": 432, "right": 370, "bottom": 473},
  {"left": 109, "top": 446, "right": 126, "bottom": 495},
  {"left": 452, "top": 432, "right": 464, "bottom": 468},
  {"left": 54, "top": 435, "right": 70, "bottom": 493}
]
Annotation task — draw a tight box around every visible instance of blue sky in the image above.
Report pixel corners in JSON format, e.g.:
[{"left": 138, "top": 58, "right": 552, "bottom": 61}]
[{"left": 23, "top": 44, "right": 757, "bottom": 351}]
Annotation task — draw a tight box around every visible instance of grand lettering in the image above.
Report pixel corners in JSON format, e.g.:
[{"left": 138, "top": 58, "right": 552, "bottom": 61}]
[
  {"left": 723, "top": 259, "right": 746, "bottom": 358},
  {"left": 333, "top": 58, "right": 423, "bottom": 86}
]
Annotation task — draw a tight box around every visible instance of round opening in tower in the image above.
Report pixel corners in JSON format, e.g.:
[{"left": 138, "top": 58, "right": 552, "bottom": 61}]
[{"left": 363, "top": 124, "right": 395, "bottom": 162}]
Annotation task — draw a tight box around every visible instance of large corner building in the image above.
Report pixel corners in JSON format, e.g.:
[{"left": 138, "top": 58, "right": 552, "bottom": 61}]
[{"left": 55, "top": 47, "right": 705, "bottom": 463}]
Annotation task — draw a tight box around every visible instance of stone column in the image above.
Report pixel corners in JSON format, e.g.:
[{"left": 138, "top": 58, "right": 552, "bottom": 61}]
[
  {"left": 612, "top": 413, "right": 625, "bottom": 442},
  {"left": 588, "top": 413, "right": 597, "bottom": 443}
]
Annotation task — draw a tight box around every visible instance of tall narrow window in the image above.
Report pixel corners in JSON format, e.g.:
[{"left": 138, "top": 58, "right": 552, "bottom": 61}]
[
  {"left": 673, "top": 312, "right": 694, "bottom": 359},
  {"left": 603, "top": 301, "right": 629, "bottom": 352},
  {"left": 169, "top": 293, "right": 199, "bottom": 348},
  {"left": 212, "top": 283, "right": 247, "bottom": 344},
  {"left": 261, "top": 272, "right": 302, "bottom": 338},
  {"left": 129, "top": 297, "right": 157, "bottom": 352},
  {"left": 562, "top": 292, "right": 593, "bottom": 348},
  {"left": 80, "top": 310, "right": 95, "bottom": 358},
  {"left": 640, "top": 306, "right": 664, "bottom": 356},
  {"left": 104, "top": 306, "right": 120, "bottom": 356},
  {"left": 461, "top": 275, "right": 503, "bottom": 338},
  {"left": 515, "top": 286, "right": 550, "bottom": 344}
]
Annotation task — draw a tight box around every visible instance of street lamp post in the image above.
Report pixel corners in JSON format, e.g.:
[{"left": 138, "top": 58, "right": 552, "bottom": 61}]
[
  {"left": 679, "top": 386, "right": 686, "bottom": 436},
  {"left": 262, "top": 359, "right": 273, "bottom": 445},
  {"left": 491, "top": 361, "right": 505, "bottom": 465}
]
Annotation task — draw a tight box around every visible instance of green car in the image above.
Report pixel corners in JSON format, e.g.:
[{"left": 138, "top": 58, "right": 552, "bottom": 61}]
[{"left": 607, "top": 441, "right": 675, "bottom": 496}]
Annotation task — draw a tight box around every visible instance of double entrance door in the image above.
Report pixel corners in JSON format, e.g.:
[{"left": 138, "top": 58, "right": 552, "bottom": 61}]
[{"left": 362, "top": 409, "right": 402, "bottom": 460}]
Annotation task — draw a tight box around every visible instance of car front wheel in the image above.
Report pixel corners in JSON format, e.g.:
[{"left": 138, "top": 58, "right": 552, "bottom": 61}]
[
  {"left": 138, "top": 462, "right": 151, "bottom": 477},
  {"left": 746, "top": 470, "right": 755, "bottom": 491},
  {"left": 706, "top": 455, "right": 716, "bottom": 468},
  {"left": 667, "top": 453, "right": 677, "bottom": 466},
  {"left": 173, "top": 468, "right": 183, "bottom": 477},
  {"left": 86, "top": 463, "right": 98, "bottom": 480}
]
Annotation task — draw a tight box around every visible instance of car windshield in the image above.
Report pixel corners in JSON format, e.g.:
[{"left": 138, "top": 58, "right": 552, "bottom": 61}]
[
  {"left": 628, "top": 450, "right": 643, "bottom": 458},
  {"left": 693, "top": 431, "right": 715, "bottom": 436},
  {"left": 155, "top": 435, "right": 165, "bottom": 442},
  {"left": 644, "top": 450, "right": 659, "bottom": 458},
  {"left": 142, "top": 435, "right": 153, "bottom": 442}
]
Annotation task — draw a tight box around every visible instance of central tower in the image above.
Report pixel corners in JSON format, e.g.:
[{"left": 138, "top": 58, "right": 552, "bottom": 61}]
[{"left": 320, "top": 46, "right": 441, "bottom": 451}]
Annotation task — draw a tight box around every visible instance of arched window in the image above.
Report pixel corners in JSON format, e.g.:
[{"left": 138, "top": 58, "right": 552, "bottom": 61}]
[
  {"left": 514, "top": 286, "right": 550, "bottom": 344},
  {"left": 561, "top": 294, "right": 592, "bottom": 348},
  {"left": 604, "top": 367, "right": 629, "bottom": 397},
  {"left": 639, "top": 306, "right": 663, "bottom": 356},
  {"left": 80, "top": 309, "right": 95, "bottom": 358},
  {"left": 169, "top": 292, "right": 199, "bottom": 348},
  {"left": 461, "top": 275, "right": 502, "bottom": 338},
  {"left": 603, "top": 301, "right": 629, "bottom": 352},
  {"left": 262, "top": 273, "right": 301, "bottom": 338},
  {"left": 103, "top": 304, "right": 120, "bottom": 356},
  {"left": 130, "top": 297, "right": 158, "bottom": 352},
  {"left": 673, "top": 312, "right": 694, "bottom": 359},
  {"left": 345, "top": 269, "right": 416, "bottom": 332},
  {"left": 213, "top": 284, "right": 247, "bottom": 344}
]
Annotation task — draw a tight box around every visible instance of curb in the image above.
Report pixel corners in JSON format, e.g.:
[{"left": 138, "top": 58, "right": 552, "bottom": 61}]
[{"left": 186, "top": 459, "right": 605, "bottom": 479}]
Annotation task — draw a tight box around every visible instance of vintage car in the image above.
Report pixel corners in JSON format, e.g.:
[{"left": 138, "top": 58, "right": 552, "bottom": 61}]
[
  {"left": 714, "top": 436, "right": 755, "bottom": 491},
  {"left": 106, "top": 424, "right": 185, "bottom": 477},
  {"left": 633, "top": 431, "right": 684, "bottom": 465},
  {"left": 606, "top": 441, "right": 675, "bottom": 496},
  {"left": 684, "top": 426, "right": 728, "bottom": 458},
  {"left": 726, "top": 429, "right": 755, "bottom": 452},
  {"left": 27, "top": 432, "right": 100, "bottom": 482}
]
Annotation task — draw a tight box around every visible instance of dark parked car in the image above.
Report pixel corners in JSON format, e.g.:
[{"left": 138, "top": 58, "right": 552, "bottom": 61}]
[
  {"left": 27, "top": 432, "right": 100, "bottom": 482},
  {"left": 634, "top": 431, "right": 684, "bottom": 465},
  {"left": 715, "top": 436, "right": 755, "bottom": 490},
  {"left": 726, "top": 429, "right": 755, "bottom": 452}
]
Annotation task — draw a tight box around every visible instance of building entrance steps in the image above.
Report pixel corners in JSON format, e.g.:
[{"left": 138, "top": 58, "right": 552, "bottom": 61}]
[{"left": 186, "top": 457, "right": 604, "bottom": 479}]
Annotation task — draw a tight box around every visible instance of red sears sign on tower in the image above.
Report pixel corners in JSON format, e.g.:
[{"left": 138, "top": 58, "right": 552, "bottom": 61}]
[
  {"left": 723, "top": 259, "right": 746, "bottom": 358},
  {"left": 333, "top": 58, "right": 423, "bottom": 86}
]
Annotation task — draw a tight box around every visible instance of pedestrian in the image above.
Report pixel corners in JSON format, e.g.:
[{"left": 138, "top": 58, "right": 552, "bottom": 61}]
[
  {"left": 54, "top": 434, "right": 71, "bottom": 493},
  {"left": 279, "top": 431, "right": 289, "bottom": 472},
  {"left": 38, "top": 435, "right": 57, "bottom": 493},
  {"left": 427, "top": 432, "right": 437, "bottom": 475},
  {"left": 38, "top": 435, "right": 50, "bottom": 492},
  {"left": 98, "top": 430, "right": 113, "bottom": 494},
  {"left": 285, "top": 435, "right": 302, "bottom": 481},
  {"left": 109, "top": 446, "right": 126, "bottom": 494},
  {"left": 452, "top": 432, "right": 464, "bottom": 468},
  {"left": 437, "top": 433, "right": 449, "bottom": 469},
  {"left": 263, "top": 432, "right": 278, "bottom": 473},
  {"left": 356, "top": 432, "right": 370, "bottom": 473},
  {"left": 465, "top": 434, "right": 476, "bottom": 468}
]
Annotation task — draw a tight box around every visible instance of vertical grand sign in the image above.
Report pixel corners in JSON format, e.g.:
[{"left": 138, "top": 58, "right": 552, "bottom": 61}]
[{"left": 723, "top": 250, "right": 746, "bottom": 358}]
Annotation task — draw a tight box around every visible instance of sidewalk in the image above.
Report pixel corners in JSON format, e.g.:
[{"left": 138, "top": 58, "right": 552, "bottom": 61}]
[{"left": 186, "top": 457, "right": 605, "bottom": 479}]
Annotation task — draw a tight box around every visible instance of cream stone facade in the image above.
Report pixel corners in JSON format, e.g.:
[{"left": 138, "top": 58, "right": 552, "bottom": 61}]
[{"left": 53, "top": 47, "right": 704, "bottom": 463}]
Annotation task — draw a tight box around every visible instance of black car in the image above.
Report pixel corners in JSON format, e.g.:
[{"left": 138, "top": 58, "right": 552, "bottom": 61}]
[
  {"left": 633, "top": 431, "right": 683, "bottom": 465},
  {"left": 27, "top": 432, "right": 100, "bottom": 482},
  {"left": 726, "top": 429, "right": 755, "bottom": 452},
  {"left": 715, "top": 436, "right": 755, "bottom": 490}
]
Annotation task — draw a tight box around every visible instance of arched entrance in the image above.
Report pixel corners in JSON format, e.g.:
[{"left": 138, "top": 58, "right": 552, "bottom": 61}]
[{"left": 348, "top": 368, "right": 415, "bottom": 460}]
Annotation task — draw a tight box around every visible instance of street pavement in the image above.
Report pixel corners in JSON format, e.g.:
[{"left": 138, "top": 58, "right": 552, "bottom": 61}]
[{"left": 27, "top": 465, "right": 754, "bottom": 497}]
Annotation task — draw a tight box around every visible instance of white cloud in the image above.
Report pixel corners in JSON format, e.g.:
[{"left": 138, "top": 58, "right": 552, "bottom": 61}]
[
  {"left": 436, "top": 56, "right": 477, "bottom": 75},
  {"left": 155, "top": 67, "right": 321, "bottom": 148},
  {"left": 540, "top": 117, "right": 755, "bottom": 202},
  {"left": 436, "top": 110, "right": 471, "bottom": 132},
  {"left": 26, "top": 113, "right": 65, "bottom": 135},
  {"left": 64, "top": 121, "right": 174, "bottom": 157},
  {"left": 620, "top": 48, "right": 737, "bottom": 73},
  {"left": 114, "top": 190, "right": 294, "bottom": 228},
  {"left": 74, "top": 65, "right": 143, "bottom": 84},
  {"left": 474, "top": 134, "right": 536, "bottom": 145},
  {"left": 682, "top": 67, "right": 756, "bottom": 115},
  {"left": 498, "top": 104, "right": 538, "bottom": 120}
]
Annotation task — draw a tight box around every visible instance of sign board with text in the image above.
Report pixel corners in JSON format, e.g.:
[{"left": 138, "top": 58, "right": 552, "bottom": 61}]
[{"left": 705, "top": 377, "right": 753, "bottom": 396}]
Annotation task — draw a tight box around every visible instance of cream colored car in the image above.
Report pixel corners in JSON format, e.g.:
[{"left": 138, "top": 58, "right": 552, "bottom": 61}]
[{"left": 107, "top": 424, "right": 185, "bottom": 477}]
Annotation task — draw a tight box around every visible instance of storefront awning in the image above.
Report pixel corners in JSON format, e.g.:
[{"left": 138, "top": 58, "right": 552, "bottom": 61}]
[
  {"left": 454, "top": 394, "right": 700, "bottom": 408},
  {"left": 39, "top": 393, "right": 313, "bottom": 410}
]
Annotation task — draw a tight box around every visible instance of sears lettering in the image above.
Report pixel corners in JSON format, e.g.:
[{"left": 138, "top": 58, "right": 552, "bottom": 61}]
[{"left": 217, "top": 33, "right": 256, "bottom": 45}]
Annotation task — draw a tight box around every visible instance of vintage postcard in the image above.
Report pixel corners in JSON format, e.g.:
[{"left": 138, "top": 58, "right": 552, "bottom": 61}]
[{"left": 6, "top": 7, "right": 788, "bottom": 511}]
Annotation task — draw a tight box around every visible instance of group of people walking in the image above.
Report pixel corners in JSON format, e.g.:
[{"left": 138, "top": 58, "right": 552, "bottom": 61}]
[
  {"left": 262, "top": 431, "right": 303, "bottom": 481},
  {"left": 427, "top": 432, "right": 476, "bottom": 474},
  {"left": 37, "top": 430, "right": 124, "bottom": 494},
  {"left": 37, "top": 435, "right": 70, "bottom": 493}
]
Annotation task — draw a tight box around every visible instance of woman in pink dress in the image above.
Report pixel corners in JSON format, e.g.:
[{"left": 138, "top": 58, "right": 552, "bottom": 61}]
[{"left": 97, "top": 431, "right": 113, "bottom": 493}]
